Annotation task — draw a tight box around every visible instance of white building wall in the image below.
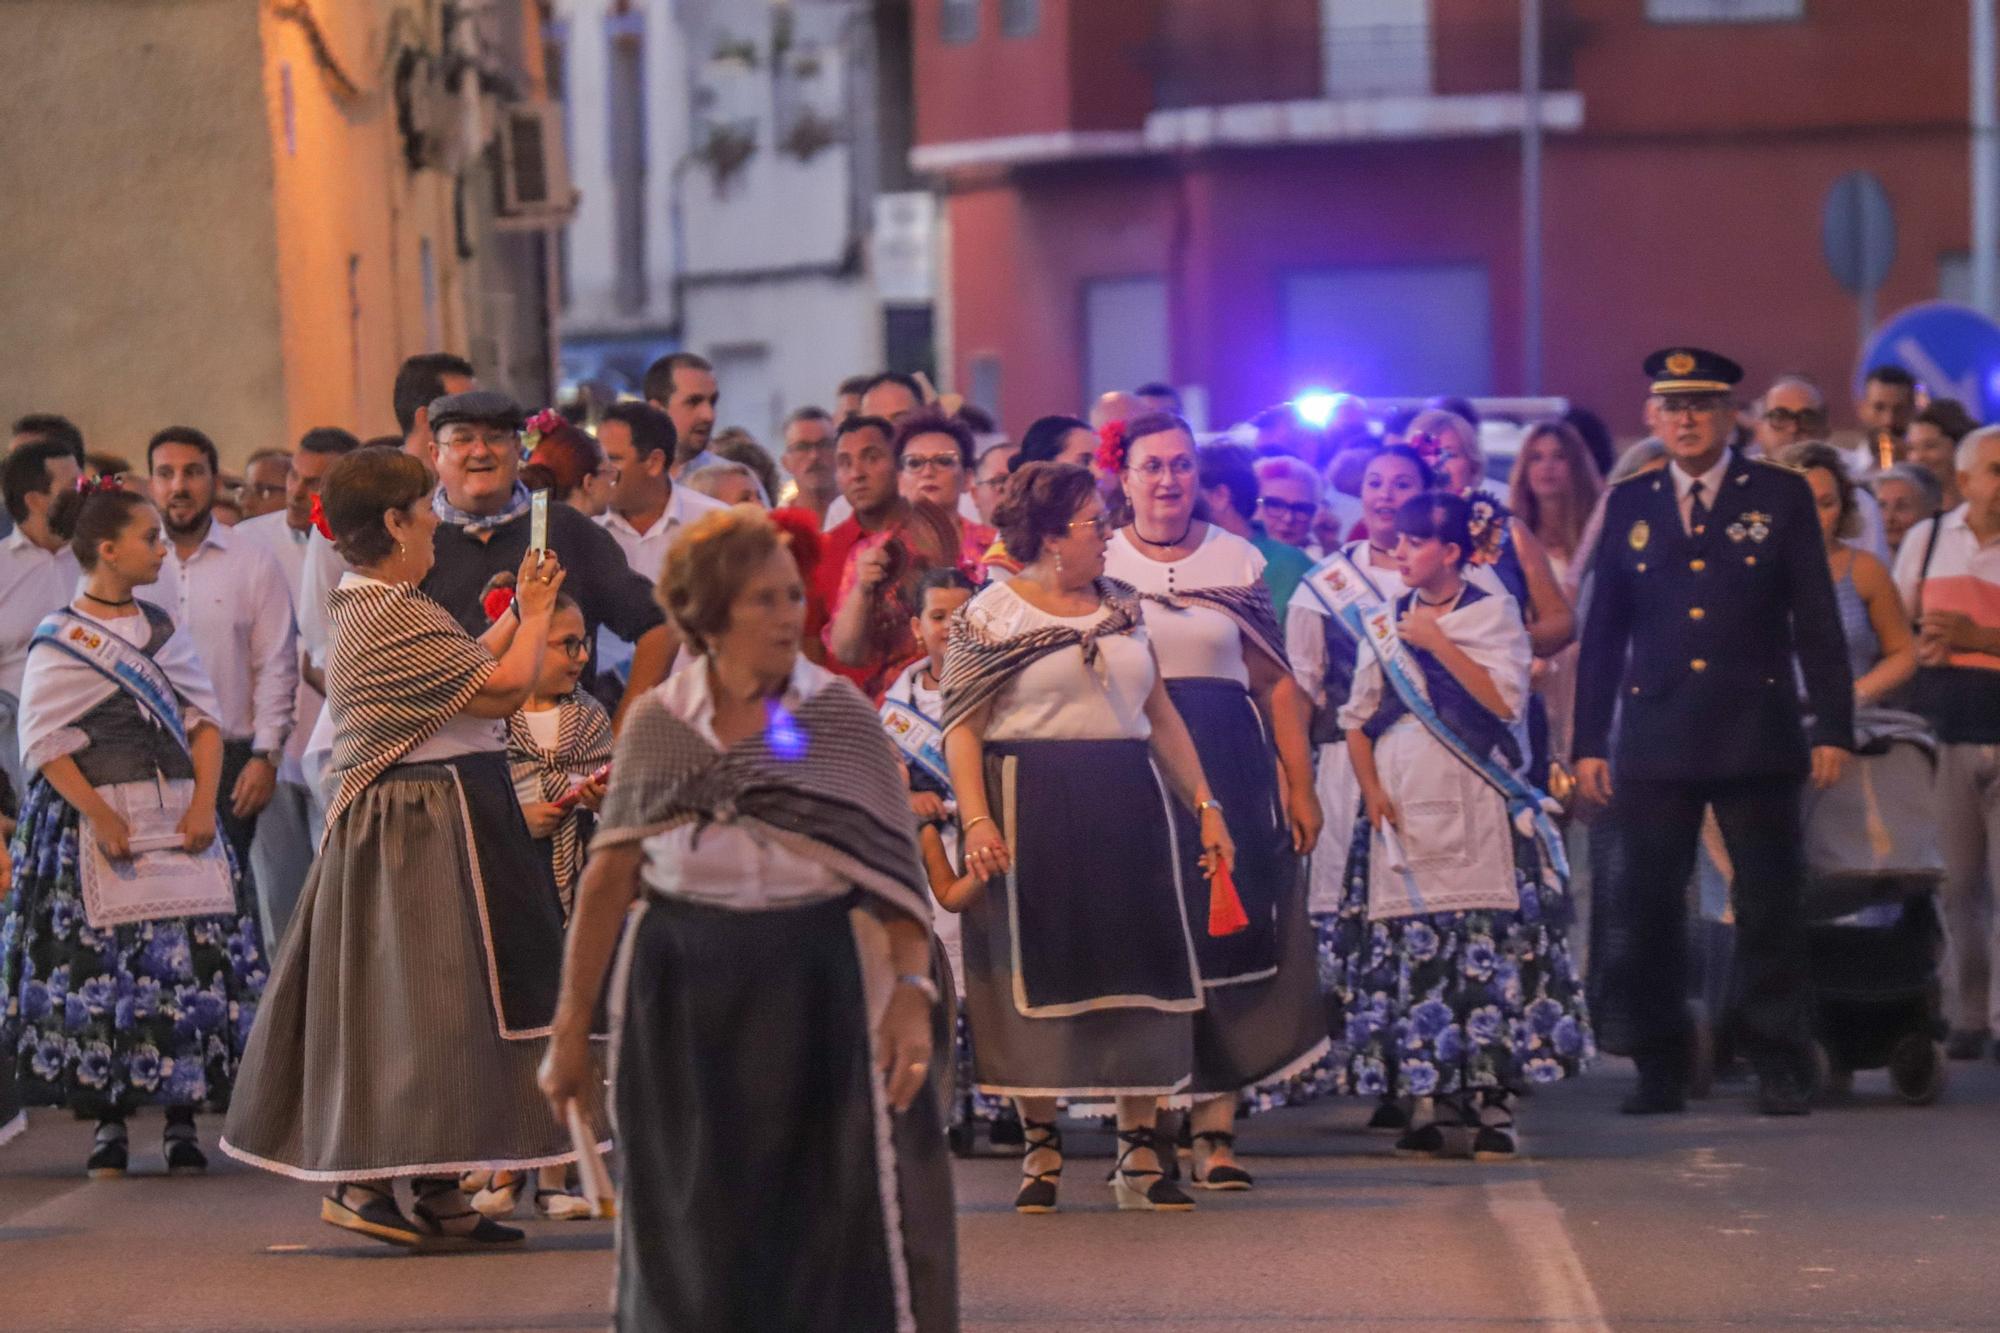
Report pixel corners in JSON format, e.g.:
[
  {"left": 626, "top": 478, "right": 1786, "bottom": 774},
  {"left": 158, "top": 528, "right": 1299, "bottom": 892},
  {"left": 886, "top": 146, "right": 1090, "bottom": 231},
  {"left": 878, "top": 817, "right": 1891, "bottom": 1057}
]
[{"left": 685, "top": 276, "right": 882, "bottom": 444}]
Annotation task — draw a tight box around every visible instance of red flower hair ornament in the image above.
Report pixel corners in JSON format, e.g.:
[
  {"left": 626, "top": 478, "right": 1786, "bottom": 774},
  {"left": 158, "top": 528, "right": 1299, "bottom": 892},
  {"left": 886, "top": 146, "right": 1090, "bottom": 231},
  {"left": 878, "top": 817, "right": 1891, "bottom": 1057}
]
[
  {"left": 73, "top": 473, "right": 123, "bottom": 497},
  {"left": 308, "top": 493, "right": 335, "bottom": 541},
  {"left": 1093, "top": 421, "right": 1129, "bottom": 474}
]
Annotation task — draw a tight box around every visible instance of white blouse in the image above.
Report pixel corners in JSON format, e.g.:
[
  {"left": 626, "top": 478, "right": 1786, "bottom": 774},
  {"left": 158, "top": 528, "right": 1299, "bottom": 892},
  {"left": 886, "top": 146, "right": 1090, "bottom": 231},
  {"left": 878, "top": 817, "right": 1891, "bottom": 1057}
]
[
  {"left": 1103, "top": 526, "right": 1265, "bottom": 686},
  {"left": 638, "top": 656, "right": 850, "bottom": 911},
  {"left": 965, "top": 580, "right": 1155, "bottom": 742}
]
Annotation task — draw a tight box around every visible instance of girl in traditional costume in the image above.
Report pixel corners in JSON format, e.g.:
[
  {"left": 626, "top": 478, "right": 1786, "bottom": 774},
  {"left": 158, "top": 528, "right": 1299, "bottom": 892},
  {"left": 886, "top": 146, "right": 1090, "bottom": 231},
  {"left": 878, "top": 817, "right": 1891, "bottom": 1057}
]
[
  {"left": 222, "top": 448, "right": 591, "bottom": 1249},
  {"left": 538, "top": 507, "right": 958, "bottom": 1332},
  {"left": 1101, "top": 416, "right": 1326, "bottom": 1190},
  {"left": 463, "top": 589, "right": 612, "bottom": 1223},
  {"left": 1, "top": 482, "right": 263, "bottom": 1176},
  {"left": 1334, "top": 492, "right": 1590, "bottom": 1158},
  {"left": 942, "top": 461, "right": 1233, "bottom": 1214}
]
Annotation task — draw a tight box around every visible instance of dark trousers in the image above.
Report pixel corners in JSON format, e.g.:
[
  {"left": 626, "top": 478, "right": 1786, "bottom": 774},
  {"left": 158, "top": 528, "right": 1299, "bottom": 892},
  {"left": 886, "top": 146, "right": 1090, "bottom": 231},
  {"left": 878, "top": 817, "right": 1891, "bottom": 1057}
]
[
  {"left": 1611, "top": 774, "right": 1813, "bottom": 1086},
  {"left": 218, "top": 740, "right": 261, "bottom": 882}
]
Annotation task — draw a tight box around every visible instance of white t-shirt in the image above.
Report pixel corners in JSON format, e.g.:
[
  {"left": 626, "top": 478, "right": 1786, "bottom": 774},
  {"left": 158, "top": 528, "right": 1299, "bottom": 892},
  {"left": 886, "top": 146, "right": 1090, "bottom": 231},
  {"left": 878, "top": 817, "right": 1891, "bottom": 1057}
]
[
  {"left": 961, "top": 580, "right": 1155, "bottom": 742},
  {"left": 1103, "top": 525, "right": 1265, "bottom": 686}
]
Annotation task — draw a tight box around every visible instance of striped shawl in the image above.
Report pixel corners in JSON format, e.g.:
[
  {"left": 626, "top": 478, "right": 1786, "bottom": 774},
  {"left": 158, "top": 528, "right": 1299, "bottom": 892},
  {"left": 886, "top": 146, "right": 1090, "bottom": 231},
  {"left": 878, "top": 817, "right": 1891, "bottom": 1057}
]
[
  {"left": 324, "top": 581, "right": 497, "bottom": 828},
  {"left": 938, "top": 576, "right": 1145, "bottom": 734},
  {"left": 1136, "top": 581, "right": 1288, "bottom": 673},
  {"left": 507, "top": 693, "right": 615, "bottom": 896},
  {"left": 592, "top": 678, "right": 933, "bottom": 926}
]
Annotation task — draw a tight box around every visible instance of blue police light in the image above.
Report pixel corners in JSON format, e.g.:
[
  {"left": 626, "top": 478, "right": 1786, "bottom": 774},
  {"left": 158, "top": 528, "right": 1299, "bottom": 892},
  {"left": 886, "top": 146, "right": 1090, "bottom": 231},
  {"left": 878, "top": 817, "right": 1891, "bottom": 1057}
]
[{"left": 1292, "top": 391, "right": 1340, "bottom": 429}]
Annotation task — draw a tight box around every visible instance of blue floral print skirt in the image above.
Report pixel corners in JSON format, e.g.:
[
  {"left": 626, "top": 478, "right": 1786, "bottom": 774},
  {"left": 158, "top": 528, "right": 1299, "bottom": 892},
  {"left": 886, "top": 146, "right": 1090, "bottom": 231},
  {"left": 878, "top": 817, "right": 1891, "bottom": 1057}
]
[
  {"left": 0, "top": 780, "right": 266, "bottom": 1118},
  {"left": 1255, "top": 812, "right": 1592, "bottom": 1107}
]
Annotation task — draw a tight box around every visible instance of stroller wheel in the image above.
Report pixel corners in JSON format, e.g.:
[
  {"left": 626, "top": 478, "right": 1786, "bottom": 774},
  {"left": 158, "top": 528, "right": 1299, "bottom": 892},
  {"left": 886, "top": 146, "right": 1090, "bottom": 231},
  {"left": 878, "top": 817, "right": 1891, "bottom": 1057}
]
[
  {"left": 1888, "top": 1034, "right": 1947, "bottom": 1106},
  {"left": 1686, "top": 999, "right": 1716, "bottom": 1100}
]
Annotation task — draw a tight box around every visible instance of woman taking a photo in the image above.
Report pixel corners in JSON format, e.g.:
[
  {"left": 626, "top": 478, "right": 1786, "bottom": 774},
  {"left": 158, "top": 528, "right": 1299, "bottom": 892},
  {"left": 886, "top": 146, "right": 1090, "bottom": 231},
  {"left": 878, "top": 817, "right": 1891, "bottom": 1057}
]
[
  {"left": 2, "top": 481, "right": 261, "bottom": 1177},
  {"left": 943, "top": 461, "right": 1232, "bottom": 1214},
  {"left": 538, "top": 507, "right": 956, "bottom": 1331},
  {"left": 223, "top": 447, "right": 586, "bottom": 1250},
  {"left": 1102, "top": 415, "right": 1325, "bottom": 1189}
]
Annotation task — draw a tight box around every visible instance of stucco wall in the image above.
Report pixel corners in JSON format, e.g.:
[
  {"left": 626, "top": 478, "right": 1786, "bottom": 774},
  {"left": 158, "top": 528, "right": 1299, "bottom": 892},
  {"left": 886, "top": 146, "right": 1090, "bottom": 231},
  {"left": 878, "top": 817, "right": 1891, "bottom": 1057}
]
[{"left": 0, "top": 0, "right": 287, "bottom": 467}]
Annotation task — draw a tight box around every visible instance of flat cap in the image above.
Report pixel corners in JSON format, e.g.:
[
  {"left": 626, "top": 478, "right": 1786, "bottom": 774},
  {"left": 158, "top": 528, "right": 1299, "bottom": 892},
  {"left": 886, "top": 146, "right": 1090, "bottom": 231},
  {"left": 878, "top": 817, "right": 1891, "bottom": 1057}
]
[{"left": 428, "top": 390, "right": 525, "bottom": 432}]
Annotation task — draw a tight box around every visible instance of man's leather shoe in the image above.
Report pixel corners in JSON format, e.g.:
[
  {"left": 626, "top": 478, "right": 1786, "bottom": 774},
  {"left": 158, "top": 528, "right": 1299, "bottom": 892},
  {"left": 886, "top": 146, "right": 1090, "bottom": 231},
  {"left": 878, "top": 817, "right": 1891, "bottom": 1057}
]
[
  {"left": 1755, "top": 1074, "right": 1812, "bottom": 1116},
  {"left": 1620, "top": 1083, "right": 1687, "bottom": 1115}
]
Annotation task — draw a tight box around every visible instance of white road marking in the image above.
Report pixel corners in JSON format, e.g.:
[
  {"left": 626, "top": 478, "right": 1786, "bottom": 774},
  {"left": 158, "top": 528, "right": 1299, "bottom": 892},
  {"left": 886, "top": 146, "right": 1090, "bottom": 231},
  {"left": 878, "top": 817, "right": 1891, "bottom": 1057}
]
[{"left": 1485, "top": 1176, "right": 1613, "bottom": 1333}]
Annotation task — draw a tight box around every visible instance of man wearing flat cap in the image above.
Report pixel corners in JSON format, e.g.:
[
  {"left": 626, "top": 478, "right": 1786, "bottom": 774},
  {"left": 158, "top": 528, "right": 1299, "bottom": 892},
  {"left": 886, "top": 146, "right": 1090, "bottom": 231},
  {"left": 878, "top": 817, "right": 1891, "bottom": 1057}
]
[
  {"left": 424, "top": 389, "right": 672, "bottom": 725},
  {"left": 1574, "top": 347, "right": 1854, "bottom": 1117}
]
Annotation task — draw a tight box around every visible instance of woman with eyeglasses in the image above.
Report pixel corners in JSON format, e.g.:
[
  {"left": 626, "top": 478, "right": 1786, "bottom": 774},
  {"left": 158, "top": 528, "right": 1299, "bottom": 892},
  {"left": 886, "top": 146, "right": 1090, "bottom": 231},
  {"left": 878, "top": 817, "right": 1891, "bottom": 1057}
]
[
  {"left": 943, "top": 461, "right": 1232, "bottom": 1213},
  {"left": 894, "top": 410, "right": 997, "bottom": 575},
  {"left": 1253, "top": 455, "right": 1325, "bottom": 555},
  {"left": 1102, "top": 416, "right": 1326, "bottom": 1191}
]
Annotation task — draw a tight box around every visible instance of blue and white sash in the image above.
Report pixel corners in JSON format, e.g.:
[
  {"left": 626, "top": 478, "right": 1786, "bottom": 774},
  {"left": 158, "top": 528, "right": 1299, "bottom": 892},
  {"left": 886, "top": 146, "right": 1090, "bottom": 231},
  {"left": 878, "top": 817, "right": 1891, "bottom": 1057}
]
[
  {"left": 29, "top": 610, "right": 189, "bottom": 753},
  {"left": 1301, "top": 550, "right": 1568, "bottom": 884},
  {"left": 879, "top": 697, "right": 953, "bottom": 795}
]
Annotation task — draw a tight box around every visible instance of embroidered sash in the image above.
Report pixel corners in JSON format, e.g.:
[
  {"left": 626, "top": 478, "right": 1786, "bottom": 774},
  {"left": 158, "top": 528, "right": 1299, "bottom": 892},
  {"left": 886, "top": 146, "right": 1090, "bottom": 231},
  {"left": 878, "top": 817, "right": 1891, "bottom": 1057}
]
[
  {"left": 880, "top": 697, "right": 953, "bottom": 794},
  {"left": 29, "top": 610, "right": 189, "bottom": 752},
  {"left": 1302, "top": 549, "right": 1568, "bottom": 885}
]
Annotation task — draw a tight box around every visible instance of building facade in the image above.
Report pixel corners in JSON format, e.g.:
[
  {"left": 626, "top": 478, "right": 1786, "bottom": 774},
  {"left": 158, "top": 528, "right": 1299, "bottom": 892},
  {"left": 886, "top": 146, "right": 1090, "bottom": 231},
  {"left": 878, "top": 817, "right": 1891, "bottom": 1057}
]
[
  {"left": 0, "top": 0, "right": 560, "bottom": 465},
  {"left": 552, "top": 0, "right": 923, "bottom": 442},
  {"left": 913, "top": 0, "right": 1975, "bottom": 435}
]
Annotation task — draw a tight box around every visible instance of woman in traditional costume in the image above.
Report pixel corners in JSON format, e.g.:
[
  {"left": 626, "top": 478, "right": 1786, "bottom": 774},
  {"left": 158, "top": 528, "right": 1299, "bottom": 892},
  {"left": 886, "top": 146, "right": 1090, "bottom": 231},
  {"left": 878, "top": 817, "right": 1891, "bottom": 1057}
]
[
  {"left": 1, "top": 481, "right": 262, "bottom": 1176},
  {"left": 1336, "top": 493, "right": 1590, "bottom": 1158},
  {"left": 221, "top": 447, "right": 586, "bottom": 1249},
  {"left": 1100, "top": 415, "right": 1325, "bottom": 1190},
  {"left": 537, "top": 506, "right": 958, "bottom": 1332},
  {"left": 942, "top": 461, "right": 1233, "bottom": 1214}
]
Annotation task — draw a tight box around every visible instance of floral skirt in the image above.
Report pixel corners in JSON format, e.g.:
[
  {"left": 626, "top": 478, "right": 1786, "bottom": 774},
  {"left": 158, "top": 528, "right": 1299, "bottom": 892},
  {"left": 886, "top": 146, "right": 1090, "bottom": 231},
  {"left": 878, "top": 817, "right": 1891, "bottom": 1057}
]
[
  {"left": 0, "top": 780, "right": 266, "bottom": 1117},
  {"left": 1256, "top": 812, "right": 1592, "bottom": 1106}
]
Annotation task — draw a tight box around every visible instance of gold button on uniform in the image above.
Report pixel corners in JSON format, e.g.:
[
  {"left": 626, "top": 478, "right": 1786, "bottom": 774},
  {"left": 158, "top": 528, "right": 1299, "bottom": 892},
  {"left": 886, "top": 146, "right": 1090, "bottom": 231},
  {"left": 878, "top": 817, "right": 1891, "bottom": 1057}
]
[
  {"left": 1690, "top": 559, "right": 1706, "bottom": 572},
  {"left": 1691, "top": 658, "right": 1708, "bottom": 672},
  {"left": 1689, "top": 607, "right": 1705, "bottom": 620}
]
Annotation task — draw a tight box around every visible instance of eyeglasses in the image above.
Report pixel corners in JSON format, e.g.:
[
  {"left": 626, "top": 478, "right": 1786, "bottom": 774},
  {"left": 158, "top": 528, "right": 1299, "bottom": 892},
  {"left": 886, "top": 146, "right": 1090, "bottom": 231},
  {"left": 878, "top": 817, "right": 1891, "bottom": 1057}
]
[
  {"left": 549, "top": 636, "right": 590, "bottom": 661},
  {"left": 1660, "top": 397, "right": 1726, "bottom": 420},
  {"left": 1131, "top": 457, "right": 1197, "bottom": 480},
  {"left": 1067, "top": 512, "right": 1114, "bottom": 537},
  {"left": 1259, "top": 497, "right": 1317, "bottom": 521},
  {"left": 438, "top": 428, "right": 521, "bottom": 453},
  {"left": 901, "top": 453, "right": 962, "bottom": 473},
  {"left": 1762, "top": 407, "right": 1825, "bottom": 429}
]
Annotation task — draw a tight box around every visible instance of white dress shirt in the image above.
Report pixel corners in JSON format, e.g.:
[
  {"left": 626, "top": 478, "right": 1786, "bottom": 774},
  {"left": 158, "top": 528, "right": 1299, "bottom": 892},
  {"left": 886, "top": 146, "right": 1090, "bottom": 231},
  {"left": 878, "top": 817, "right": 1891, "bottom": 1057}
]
[
  {"left": 1669, "top": 453, "right": 1732, "bottom": 535},
  {"left": 236, "top": 510, "right": 321, "bottom": 778},
  {"left": 596, "top": 483, "right": 730, "bottom": 680},
  {"left": 0, "top": 530, "right": 80, "bottom": 699},
  {"left": 144, "top": 520, "right": 298, "bottom": 752}
]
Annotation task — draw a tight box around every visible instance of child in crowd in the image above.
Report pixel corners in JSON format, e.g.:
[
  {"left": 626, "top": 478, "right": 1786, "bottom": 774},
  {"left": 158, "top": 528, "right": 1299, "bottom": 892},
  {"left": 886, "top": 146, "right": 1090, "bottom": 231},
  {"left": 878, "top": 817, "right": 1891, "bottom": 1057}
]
[
  {"left": 1336, "top": 492, "right": 1590, "bottom": 1159},
  {"left": 470, "top": 589, "right": 610, "bottom": 1221}
]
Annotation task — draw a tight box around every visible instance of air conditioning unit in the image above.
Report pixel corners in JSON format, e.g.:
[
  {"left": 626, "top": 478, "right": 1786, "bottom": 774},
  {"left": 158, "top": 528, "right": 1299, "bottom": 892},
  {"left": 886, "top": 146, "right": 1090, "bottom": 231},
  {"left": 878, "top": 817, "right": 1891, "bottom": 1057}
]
[{"left": 496, "top": 100, "right": 577, "bottom": 229}]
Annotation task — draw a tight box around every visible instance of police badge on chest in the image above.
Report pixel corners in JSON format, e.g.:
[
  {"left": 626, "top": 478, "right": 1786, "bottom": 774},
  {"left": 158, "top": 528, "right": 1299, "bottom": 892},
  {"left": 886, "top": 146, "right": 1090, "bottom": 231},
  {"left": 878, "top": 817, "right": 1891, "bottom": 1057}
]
[{"left": 1726, "top": 511, "right": 1771, "bottom": 544}]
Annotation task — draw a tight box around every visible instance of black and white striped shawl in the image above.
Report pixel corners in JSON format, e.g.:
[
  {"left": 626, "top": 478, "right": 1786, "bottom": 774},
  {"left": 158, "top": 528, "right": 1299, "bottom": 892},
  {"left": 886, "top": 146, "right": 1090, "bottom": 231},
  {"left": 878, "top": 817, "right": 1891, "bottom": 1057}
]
[
  {"left": 1136, "top": 581, "right": 1289, "bottom": 674},
  {"left": 324, "top": 581, "right": 497, "bottom": 829},
  {"left": 592, "top": 678, "right": 933, "bottom": 926},
  {"left": 938, "top": 576, "right": 1145, "bottom": 734},
  {"left": 507, "top": 693, "right": 614, "bottom": 897}
]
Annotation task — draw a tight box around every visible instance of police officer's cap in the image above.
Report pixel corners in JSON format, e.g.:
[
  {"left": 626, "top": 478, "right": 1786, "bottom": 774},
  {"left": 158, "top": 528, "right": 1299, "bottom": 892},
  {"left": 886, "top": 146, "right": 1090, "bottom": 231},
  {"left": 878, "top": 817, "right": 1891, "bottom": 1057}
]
[
  {"left": 1644, "top": 347, "right": 1743, "bottom": 397},
  {"left": 428, "top": 390, "right": 525, "bottom": 433}
]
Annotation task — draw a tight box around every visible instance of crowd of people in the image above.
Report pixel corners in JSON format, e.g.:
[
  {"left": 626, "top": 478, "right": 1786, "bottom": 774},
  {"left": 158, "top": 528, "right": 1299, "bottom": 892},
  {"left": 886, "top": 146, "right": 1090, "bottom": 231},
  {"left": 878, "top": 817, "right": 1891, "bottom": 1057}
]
[{"left": 0, "top": 337, "right": 1994, "bottom": 1328}]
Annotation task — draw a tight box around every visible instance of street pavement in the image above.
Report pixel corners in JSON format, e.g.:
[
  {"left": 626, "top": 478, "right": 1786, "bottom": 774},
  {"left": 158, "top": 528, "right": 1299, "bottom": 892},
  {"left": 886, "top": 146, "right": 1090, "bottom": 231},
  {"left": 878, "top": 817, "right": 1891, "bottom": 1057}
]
[{"left": 2, "top": 1059, "right": 1997, "bottom": 1331}]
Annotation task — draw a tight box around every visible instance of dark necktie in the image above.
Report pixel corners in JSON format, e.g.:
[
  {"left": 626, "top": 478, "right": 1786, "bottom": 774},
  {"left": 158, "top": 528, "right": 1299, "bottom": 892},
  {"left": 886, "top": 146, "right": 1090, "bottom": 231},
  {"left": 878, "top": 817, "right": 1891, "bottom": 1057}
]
[{"left": 1687, "top": 479, "right": 1709, "bottom": 538}]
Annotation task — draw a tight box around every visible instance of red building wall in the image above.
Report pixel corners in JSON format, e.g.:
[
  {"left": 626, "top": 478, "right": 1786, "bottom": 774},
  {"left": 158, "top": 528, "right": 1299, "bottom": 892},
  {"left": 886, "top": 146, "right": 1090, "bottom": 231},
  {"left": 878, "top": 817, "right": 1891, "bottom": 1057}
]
[{"left": 923, "top": 0, "right": 1984, "bottom": 434}]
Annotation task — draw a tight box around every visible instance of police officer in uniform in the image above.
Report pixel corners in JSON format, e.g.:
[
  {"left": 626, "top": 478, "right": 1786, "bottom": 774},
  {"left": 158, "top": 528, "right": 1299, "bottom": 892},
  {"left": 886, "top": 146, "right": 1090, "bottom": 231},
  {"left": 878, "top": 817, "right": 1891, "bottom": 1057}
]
[{"left": 1574, "top": 348, "right": 1853, "bottom": 1116}]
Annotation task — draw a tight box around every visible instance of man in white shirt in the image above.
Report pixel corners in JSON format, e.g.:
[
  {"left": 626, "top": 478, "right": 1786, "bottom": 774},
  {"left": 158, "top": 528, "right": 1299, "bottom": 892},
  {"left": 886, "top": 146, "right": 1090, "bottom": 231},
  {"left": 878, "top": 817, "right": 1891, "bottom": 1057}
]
[
  {"left": 236, "top": 427, "right": 360, "bottom": 938},
  {"left": 146, "top": 426, "right": 299, "bottom": 877},
  {"left": 0, "top": 438, "right": 83, "bottom": 798},
  {"left": 596, "top": 400, "right": 727, "bottom": 682}
]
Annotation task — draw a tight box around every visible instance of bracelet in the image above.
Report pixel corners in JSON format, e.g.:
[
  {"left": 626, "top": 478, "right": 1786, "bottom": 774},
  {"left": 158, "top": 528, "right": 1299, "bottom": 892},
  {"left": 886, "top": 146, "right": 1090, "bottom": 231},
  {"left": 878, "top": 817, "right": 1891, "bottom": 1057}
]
[
  {"left": 1196, "top": 798, "right": 1224, "bottom": 817},
  {"left": 962, "top": 814, "right": 995, "bottom": 835},
  {"left": 894, "top": 973, "right": 941, "bottom": 1007}
]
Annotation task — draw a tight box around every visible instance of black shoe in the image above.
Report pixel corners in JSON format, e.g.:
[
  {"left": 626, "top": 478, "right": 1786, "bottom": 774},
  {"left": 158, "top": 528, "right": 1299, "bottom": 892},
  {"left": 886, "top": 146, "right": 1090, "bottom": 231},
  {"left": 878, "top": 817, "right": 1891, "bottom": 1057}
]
[
  {"left": 163, "top": 1118, "right": 207, "bottom": 1176},
  {"left": 410, "top": 1197, "right": 526, "bottom": 1249},
  {"left": 86, "top": 1120, "right": 128, "bottom": 1179},
  {"left": 1620, "top": 1083, "right": 1687, "bottom": 1115},
  {"left": 1944, "top": 1030, "right": 1986, "bottom": 1060},
  {"left": 1111, "top": 1127, "right": 1195, "bottom": 1212},
  {"left": 321, "top": 1185, "right": 424, "bottom": 1248},
  {"left": 1755, "top": 1075, "right": 1812, "bottom": 1116},
  {"left": 1366, "top": 1097, "right": 1411, "bottom": 1131},
  {"left": 1471, "top": 1091, "right": 1519, "bottom": 1160},
  {"left": 1393, "top": 1122, "right": 1448, "bottom": 1156},
  {"left": 1189, "top": 1131, "right": 1254, "bottom": 1191},
  {"left": 1013, "top": 1119, "right": 1063, "bottom": 1214}
]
